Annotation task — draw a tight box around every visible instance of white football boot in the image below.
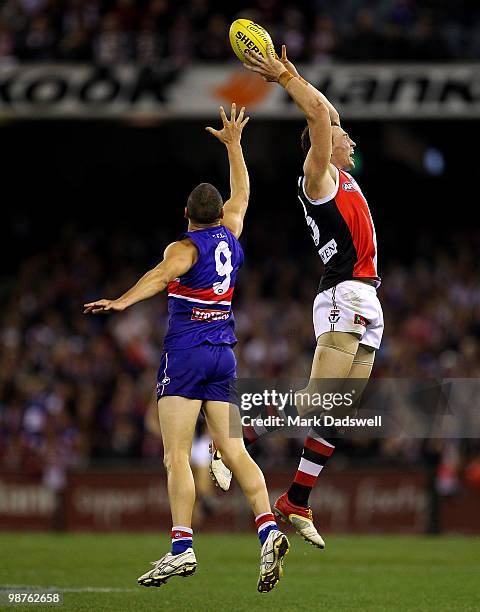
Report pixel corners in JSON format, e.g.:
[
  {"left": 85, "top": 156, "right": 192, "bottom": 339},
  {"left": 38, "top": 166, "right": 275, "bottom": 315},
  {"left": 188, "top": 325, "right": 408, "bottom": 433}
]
[
  {"left": 209, "top": 444, "right": 232, "bottom": 492},
  {"left": 257, "top": 530, "right": 290, "bottom": 593},
  {"left": 137, "top": 548, "right": 197, "bottom": 587}
]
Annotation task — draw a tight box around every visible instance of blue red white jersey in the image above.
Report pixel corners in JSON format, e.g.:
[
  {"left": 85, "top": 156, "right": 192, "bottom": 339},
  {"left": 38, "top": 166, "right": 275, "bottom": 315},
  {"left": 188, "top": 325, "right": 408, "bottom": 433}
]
[{"left": 163, "top": 226, "right": 244, "bottom": 350}]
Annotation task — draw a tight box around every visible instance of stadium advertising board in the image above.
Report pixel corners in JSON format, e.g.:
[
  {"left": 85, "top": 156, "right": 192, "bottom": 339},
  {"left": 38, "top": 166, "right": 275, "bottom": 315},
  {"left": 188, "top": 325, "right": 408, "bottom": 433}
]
[
  {"left": 0, "top": 64, "right": 479, "bottom": 119},
  {"left": 62, "top": 470, "right": 430, "bottom": 533},
  {"left": 0, "top": 473, "right": 57, "bottom": 530},
  {"left": 2, "top": 469, "right": 479, "bottom": 533}
]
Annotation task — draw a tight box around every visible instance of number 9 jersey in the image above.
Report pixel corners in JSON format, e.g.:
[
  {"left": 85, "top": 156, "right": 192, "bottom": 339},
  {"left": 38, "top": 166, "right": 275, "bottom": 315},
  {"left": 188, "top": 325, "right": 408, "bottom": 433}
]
[{"left": 163, "top": 226, "right": 244, "bottom": 350}]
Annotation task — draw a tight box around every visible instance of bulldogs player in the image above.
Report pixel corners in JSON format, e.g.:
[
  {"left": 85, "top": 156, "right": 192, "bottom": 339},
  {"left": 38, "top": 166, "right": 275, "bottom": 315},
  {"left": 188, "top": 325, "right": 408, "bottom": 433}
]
[{"left": 84, "top": 104, "right": 289, "bottom": 593}]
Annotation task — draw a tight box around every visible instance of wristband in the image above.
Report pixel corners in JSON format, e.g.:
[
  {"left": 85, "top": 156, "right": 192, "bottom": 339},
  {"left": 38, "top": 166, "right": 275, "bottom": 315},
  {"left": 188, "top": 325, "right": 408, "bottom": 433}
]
[{"left": 278, "top": 70, "right": 294, "bottom": 88}]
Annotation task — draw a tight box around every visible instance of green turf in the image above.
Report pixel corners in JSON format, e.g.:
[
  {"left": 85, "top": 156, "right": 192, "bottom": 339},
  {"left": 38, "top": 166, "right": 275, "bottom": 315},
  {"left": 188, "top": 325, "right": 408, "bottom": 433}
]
[{"left": 1, "top": 533, "right": 479, "bottom": 611}]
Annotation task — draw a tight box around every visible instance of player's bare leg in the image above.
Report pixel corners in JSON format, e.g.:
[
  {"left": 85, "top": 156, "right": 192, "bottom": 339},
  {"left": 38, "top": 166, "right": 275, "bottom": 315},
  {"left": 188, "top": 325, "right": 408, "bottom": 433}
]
[
  {"left": 138, "top": 396, "right": 201, "bottom": 587},
  {"left": 204, "top": 400, "right": 289, "bottom": 593},
  {"left": 275, "top": 332, "right": 371, "bottom": 548},
  {"left": 296, "top": 331, "right": 359, "bottom": 417},
  {"left": 158, "top": 396, "right": 202, "bottom": 526},
  {"left": 212, "top": 332, "right": 359, "bottom": 477}
]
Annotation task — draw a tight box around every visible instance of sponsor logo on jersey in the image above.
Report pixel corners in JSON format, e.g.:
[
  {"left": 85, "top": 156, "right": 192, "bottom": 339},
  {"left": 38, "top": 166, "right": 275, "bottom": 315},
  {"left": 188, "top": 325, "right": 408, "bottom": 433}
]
[
  {"left": 319, "top": 239, "right": 338, "bottom": 264},
  {"left": 191, "top": 307, "right": 230, "bottom": 322},
  {"left": 342, "top": 181, "right": 358, "bottom": 192},
  {"left": 328, "top": 308, "right": 340, "bottom": 324},
  {"left": 354, "top": 313, "right": 369, "bottom": 327}
]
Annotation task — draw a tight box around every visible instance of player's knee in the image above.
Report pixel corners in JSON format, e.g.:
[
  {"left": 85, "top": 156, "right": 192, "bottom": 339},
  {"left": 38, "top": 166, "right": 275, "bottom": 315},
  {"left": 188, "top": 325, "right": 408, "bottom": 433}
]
[{"left": 163, "top": 449, "right": 190, "bottom": 473}]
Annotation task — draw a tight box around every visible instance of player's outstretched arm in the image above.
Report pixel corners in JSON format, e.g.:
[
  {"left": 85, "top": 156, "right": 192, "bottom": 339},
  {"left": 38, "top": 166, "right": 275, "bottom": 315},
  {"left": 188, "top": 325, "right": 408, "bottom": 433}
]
[
  {"left": 83, "top": 240, "right": 197, "bottom": 314},
  {"left": 278, "top": 44, "right": 340, "bottom": 126},
  {"left": 206, "top": 103, "right": 250, "bottom": 238},
  {"left": 244, "top": 46, "right": 333, "bottom": 199}
]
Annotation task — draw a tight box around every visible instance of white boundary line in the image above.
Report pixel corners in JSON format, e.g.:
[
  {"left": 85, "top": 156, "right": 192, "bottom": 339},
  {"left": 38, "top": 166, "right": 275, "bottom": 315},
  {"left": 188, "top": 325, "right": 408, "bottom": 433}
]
[{"left": 1, "top": 585, "right": 138, "bottom": 593}]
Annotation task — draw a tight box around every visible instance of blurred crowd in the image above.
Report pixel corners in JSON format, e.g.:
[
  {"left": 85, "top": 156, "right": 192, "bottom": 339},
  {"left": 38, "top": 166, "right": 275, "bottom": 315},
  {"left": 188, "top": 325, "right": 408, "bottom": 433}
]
[
  {"left": 0, "top": 0, "right": 479, "bottom": 66},
  {"left": 1, "top": 228, "right": 479, "bottom": 493}
]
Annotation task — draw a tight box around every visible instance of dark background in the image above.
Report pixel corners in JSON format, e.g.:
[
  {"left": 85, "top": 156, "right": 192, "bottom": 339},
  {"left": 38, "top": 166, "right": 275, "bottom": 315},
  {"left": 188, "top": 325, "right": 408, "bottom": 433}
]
[{"left": 2, "top": 118, "right": 472, "bottom": 270}]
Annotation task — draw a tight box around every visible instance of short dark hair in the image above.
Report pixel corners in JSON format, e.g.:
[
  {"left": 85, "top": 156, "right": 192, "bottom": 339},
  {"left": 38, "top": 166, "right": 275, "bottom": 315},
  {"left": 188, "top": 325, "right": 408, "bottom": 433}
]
[
  {"left": 187, "top": 183, "right": 223, "bottom": 224},
  {"left": 301, "top": 125, "right": 310, "bottom": 160}
]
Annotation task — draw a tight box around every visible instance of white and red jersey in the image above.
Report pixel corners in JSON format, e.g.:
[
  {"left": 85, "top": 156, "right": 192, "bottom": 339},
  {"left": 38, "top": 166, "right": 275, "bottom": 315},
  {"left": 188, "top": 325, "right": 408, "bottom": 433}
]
[{"left": 297, "top": 167, "right": 380, "bottom": 292}]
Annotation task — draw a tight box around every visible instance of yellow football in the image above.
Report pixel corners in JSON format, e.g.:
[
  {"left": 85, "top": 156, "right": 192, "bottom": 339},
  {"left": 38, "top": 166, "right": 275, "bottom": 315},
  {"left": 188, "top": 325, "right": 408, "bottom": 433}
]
[{"left": 229, "top": 19, "right": 275, "bottom": 62}]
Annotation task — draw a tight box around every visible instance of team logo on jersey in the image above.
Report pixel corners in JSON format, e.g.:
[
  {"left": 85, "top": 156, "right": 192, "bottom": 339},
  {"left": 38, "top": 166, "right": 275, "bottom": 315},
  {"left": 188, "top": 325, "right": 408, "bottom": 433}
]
[
  {"left": 354, "top": 313, "right": 369, "bottom": 327},
  {"left": 319, "top": 239, "right": 338, "bottom": 264},
  {"left": 342, "top": 181, "right": 357, "bottom": 192},
  {"left": 191, "top": 307, "right": 230, "bottom": 322},
  {"left": 328, "top": 308, "right": 340, "bottom": 323}
]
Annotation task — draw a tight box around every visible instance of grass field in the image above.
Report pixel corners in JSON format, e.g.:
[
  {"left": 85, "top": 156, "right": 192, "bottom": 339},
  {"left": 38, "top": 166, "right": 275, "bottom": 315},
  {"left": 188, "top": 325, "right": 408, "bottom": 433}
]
[{"left": 1, "top": 533, "right": 479, "bottom": 611}]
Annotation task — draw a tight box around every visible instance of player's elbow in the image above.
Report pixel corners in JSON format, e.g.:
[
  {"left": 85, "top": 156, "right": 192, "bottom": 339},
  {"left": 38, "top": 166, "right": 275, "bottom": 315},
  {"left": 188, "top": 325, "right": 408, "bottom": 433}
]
[
  {"left": 305, "top": 99, "right": 329, "bottom": 123},
  {"left": 149, "top": 268, "right": 170, "bottom": 290},
  {"left": 331, "top": 109, "right": 340, "bottom": 125}
]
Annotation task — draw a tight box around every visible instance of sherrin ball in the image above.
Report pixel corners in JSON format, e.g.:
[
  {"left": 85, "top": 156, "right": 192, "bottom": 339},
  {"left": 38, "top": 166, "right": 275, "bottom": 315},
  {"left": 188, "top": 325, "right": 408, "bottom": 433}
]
[{"left": 229, "top": 19, "right": 276, "bottom": 62}]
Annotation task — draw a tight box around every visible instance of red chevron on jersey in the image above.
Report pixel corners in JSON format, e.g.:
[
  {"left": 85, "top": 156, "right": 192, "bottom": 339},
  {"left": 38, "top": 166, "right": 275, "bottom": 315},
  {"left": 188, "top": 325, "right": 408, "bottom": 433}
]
[
  {"left": 164, "top": 226, "right": 243, "bottom": 349},
  {"left": 167, "top": 280, "right": 234, "bottom": 304}
]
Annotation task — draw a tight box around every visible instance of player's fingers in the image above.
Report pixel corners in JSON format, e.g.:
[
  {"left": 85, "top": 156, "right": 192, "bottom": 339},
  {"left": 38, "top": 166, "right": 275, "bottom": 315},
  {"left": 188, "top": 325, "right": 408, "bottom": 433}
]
[
  {"left": 240, "top": 116, "right": 250, "bottom": 128},
  {"left": 281, "top": 44, "right": 287, "bottom": 61},
  {"left": 205, "top": 127, "right": 219, "bottom": 136},
  {"left": 219, "top": 105, "right": 228, "bottom": 125},
  {"left": 244, "top": 50, "right": 262, "bottom": 66},
  {"left": 243, "top": 63, "right": 261, "bottom": 74},
  {"left": 242, "top": 51, "right": 254, "bottom": 65},
  {"left": 230, "top": 102, "right": 236, "bottom": 122},
  {"left": 237, "top": 106, "right": 245, "bottom": 124}
]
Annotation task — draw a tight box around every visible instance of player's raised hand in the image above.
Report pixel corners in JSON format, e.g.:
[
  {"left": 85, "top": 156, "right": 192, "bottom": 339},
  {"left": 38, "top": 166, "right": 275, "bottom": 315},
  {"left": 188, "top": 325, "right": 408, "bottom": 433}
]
[
  {"left": 83, "top": 298, "right": 126, "bottom": 315},
  {"left": 279, "top": 44, "right": 300, "bottom": 77},
  {"left": 206, "top": 103, "right": 249, "bottom": 145},
  {"left": 243, "top": 44, "right": 285, "bottom": 82}
]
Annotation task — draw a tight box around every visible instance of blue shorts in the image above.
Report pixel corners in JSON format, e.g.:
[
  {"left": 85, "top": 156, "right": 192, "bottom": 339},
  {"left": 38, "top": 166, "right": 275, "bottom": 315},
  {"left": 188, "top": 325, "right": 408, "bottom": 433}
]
[{"left": 156, "top": 344, "right": 237, "bottom": 403}]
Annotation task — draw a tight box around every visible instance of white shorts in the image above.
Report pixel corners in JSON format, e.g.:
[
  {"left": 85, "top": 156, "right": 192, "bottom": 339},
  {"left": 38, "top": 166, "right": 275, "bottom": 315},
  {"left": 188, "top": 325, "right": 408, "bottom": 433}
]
[{"left": 313, "top": 280, "right": 384, "bottom": 350}]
